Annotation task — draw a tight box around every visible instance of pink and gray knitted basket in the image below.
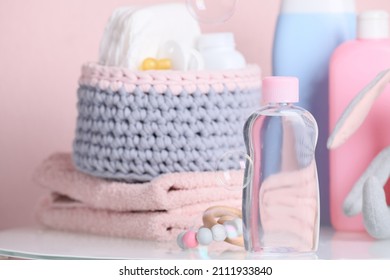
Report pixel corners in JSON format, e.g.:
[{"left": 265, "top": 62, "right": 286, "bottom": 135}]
[{"left": 73, "top": 63, "right": 261, "bottom": 182}]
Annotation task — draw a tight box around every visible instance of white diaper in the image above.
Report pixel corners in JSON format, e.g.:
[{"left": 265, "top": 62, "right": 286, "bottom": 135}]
[{"left": 98, "top": 3, "right": 201, "bottom": 70}]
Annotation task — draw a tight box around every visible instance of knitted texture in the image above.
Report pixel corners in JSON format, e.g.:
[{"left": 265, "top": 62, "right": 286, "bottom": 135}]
[
  {"left": 73, "top": 64, "right": 261, "bottom": 182},
  {"left": 79, "top": 62, "right": 261, "bottom": 95}
]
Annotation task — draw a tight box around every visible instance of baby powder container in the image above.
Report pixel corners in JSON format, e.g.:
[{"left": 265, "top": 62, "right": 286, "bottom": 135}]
[
  {"left": 242, "top": 77, "right": 319, "bottom": 253},
  {"left": 197, "top": 33, "right": 246, "bottom": 70},
  {"left": 329, "top": 10, "right": 390, "bottom": 231},
  {"left": 272, "top": 0, "right": 356, "bottom": 225}
]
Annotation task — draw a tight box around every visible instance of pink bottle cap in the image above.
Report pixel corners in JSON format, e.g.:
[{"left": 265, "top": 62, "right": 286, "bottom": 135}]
[{"left": 262, "top": 76, "right": 299, "bottom": 104}]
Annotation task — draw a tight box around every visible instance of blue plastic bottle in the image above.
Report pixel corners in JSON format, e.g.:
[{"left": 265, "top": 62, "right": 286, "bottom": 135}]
[{"left": 272, "top": 0, "right": 356, "bottom": 225}]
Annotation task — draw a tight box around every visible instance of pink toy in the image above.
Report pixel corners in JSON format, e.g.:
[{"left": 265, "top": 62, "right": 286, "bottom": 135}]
[
  {"left": 329, "top": 10, "right": 390, "bottom": 231},
  {"left": 328, "top": 69, "right": 390, "bottom": 238}
]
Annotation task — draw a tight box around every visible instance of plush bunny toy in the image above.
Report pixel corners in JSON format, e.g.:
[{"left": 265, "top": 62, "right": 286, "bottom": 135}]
[{"left": 328, "top": 69, "right": 390, "bottom": 239}]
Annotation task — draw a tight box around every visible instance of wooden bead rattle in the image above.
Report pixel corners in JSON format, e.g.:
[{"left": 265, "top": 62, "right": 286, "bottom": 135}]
[{"left": 177, "top": 206, "right": 244, "bottom": 249}]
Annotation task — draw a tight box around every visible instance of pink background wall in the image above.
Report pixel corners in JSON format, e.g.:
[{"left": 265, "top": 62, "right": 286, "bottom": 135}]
[{"left": 1, "top": 0, "right": 390, "bottom": 229}]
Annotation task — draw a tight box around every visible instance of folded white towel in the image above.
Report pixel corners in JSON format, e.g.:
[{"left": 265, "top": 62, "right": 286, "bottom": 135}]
[{"left": 99, "top": 3, "right": 201, "bottom": 70}]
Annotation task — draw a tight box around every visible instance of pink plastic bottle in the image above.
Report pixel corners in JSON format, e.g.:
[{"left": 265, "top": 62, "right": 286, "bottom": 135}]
[{"left": 329, "top": 10, "right": 390, "bottom": 231}]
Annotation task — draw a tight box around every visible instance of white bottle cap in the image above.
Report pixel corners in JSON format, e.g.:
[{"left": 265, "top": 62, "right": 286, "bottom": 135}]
[
  {"left": 280, "top": 0, "right": 355, "bottom": 14},
  {"left": 358, "top": 10, "right": 389, "bottom": 39},
  {"left": 197, "top": 33, "right": 235, "bottom": 51}
]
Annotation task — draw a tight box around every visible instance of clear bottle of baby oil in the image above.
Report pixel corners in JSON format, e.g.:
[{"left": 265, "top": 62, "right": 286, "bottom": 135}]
[{"left": 242, "top": 77, "right": 320, "bottom": 254}]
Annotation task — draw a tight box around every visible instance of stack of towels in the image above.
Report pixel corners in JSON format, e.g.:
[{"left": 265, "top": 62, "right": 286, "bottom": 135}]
[{"left": 35, "top": 154, "right": 242, "bottom": 241}]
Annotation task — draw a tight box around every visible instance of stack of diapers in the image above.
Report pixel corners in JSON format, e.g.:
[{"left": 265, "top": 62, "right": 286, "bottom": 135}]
[
  {"left": 99, "top": 3, "right": 201, "bottom": 70},
  {"left": 35, "top": 2, "right": 262, "bottom": 242}
]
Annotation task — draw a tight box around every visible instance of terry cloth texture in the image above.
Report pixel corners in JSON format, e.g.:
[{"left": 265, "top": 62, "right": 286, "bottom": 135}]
[
  {"left": 34, "top": 153, "right": 243, "bottom": 241},
  {"left": 37, "top": 196, "right": 241, "bottom": 241}
]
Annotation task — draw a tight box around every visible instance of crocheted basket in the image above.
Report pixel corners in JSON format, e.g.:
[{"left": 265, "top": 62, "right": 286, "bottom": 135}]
[{"left": 73, "top": 63, "right": 261, "bottom": 182}]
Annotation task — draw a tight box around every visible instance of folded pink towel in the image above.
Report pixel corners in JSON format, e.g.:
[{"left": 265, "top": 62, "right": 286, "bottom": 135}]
[
  {"left": 34, "top": 153, "right": 243, "bottom": 241},
  {"left": 34, "top": 153, "right": 243, "bottom": 212},
  {"left": 37, "top": 195, "right": 241, "bottom": 241}
]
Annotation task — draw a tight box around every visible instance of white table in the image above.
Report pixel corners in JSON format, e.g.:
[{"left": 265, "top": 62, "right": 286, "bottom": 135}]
[{"left": 0, "top": 227, "right": 388, "bottom": 259}]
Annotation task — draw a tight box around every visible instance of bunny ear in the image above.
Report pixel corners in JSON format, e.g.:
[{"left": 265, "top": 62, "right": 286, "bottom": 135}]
[{"left": 327, "top": 69, "right": 390, "bottom": 149}]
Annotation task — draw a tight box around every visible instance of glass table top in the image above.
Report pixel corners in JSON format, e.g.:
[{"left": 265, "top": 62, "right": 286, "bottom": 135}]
[{"left": 0, "top": 226, "right": 389, "bottom": 260}]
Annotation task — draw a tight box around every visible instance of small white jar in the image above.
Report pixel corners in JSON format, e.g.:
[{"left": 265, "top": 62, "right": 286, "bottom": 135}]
[{"left": 197, "top": 32, "right": 246, "bottom": 70}]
